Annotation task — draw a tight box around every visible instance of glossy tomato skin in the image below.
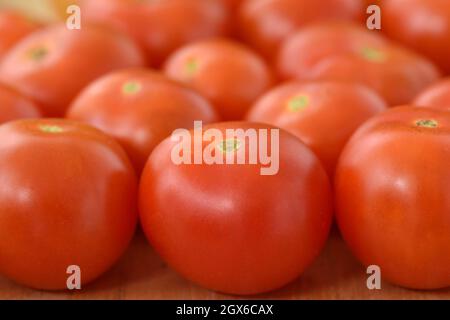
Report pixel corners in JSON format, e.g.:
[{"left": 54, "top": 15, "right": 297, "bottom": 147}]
[
  {"left": 414, "top": 78, "right": 450, "bottom": 110},
  {"left": 164, "top": 39, "right": 273, "bottom": 120},
  {"left": 246, "top": 82, "right": 387, "bottom": 176},
  {"left": 0, "top": 83, "right": 41, "bottom": 124},
  {"left": 80, "top": 0, "right": 229, "bottom": 66},
  {"left": 238, "top": 0, "right": 364, "bottom": 59},
  {"left": 382, "top": 0, "right": 450, "bottom": 74},
  {"left": 0, "top": 11, "right": 38, "bottom": 59},
  {"left": 140, "top": 122, "right": 333, "bottom": 295},
  {"left": 0, "top": 119, "right": 138, "bottom": 290},
  {"left": 335, "top": 106, "right": 450, "bottom": 289},
  {"left": 67, "top": 68, "right": 219, "bottom": 173},
  {"left": 0, "top": 24, "right": 144, "bottom": 117},
  {"left": 276, "top": 23, "right": 441, "bottom": 106}
]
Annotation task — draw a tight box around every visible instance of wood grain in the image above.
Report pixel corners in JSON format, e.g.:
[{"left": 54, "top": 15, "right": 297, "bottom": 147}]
[{"left": 0, "top": 228, "right": 449, "bottom": 300}]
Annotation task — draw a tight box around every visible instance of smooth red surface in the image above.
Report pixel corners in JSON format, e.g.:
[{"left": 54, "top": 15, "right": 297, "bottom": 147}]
[
  {"left": 335, "top": 106, "right": 450, "bottom": 289},
  {"left": 0, "top": 24, "right": 144, "bottom": 117},
  {"left": 139, "top": 122, "right": 333, "bottom": 295},
  {"left": 382, "top": 0, "right": 450, "bottom": 73},
  {"left": 164, "top": 39, "right": 273, "bottom": 120},
  {"left": 238, "top": 0, "right": 364, "bottom": 59},
  {"left": 414, "top": 78, "right": 450, "bottom": 110},
  {"left": 246, "top": 81, "right": 387, "bottom": 176},
  {"left": 276, "top": 23, "right": 441, "bottom": 106},
  {"left": 67, "top": 68, "right": 219, "bottom": 173},
  {"left": 0, "top": 119, "right": 138, "bottom": 290},
  {"left": 0, "top": 83, "right": 41, "bottom": 124},
  {"left": 80, "top": 0, "right": 230, "bottom": 66}
]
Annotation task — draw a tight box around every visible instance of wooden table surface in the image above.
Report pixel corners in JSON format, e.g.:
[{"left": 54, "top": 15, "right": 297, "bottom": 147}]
[{"left": 0, "top": 228, "right": 449, "bottom": 300}]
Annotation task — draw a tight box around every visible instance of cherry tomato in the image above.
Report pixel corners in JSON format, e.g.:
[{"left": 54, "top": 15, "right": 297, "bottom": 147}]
[
  {"left": 0, "top": 83, "right": 41, "bottom": 124},
  {"left": 0, "top": 11, "right": 38, "bottom": 59},
  {"left": 382, "top": 0, "right": 450, "bottom": 74},
  {"left": 67, "top": 68, "right": 219, "bottom": 173},
  {"left": 414, "top": 78, "right": 450, "bottom": 110},
  {"left": 335, "top": 106, "right": 450, "bottom": 289},
  {"left": 238, "top": 0, "right": 364, "bottom": 59},
  {"left": 80, "top": 0, "right": 230, "bottom": 66},
  {"left": 164, "top": 39, "right": 273, "bottom": 120},
  {"left": 246, "top": 81, "right": 387, "bottom": 176},
  {"left": 139, "top": 122, "right": 332, "bottom": 295},
  {"left": 0, "top": 119, "right": 138, "bottom": 290},
  {"left": 0, "top": 24, "right": 144, "bottom": 117},
  {"left": 276, "top": 23, "right": 441, "bottom": 106}
]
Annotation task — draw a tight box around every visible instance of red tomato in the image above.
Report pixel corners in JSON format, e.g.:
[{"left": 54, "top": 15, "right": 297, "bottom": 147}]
[
  {"left": 0, "top": 119, "right": 138, "bottom": 290},
  {"left": 164, "top": 39, "right": 273, "bottom": 120},
  {"left": 218, "top": 0, "right": 242, "bottom": 10},
  {"left": 0, "top": 24, "right": 144, "bottom": 117},
  {"left": 0, "top": 83, "right": 41, "bottom": 124},
  {"left": 414, "top": 78, "right": 450, "bottom": 110},
  {"left": 238, "top": 0, "right": 364, "bottom": 59},
  {"left": 335, "top": 106, "right": 450, "bottom": 289},
  {"left": 80, "top": 0, "right": 230, "bottom": 66},
  {"left": 67, "top": 68, "right": 219, "bottom": 173},
  {"left": 0, "top": 11, "right": 38, "bottom": 59},
  {"left": 382, "top": 0, "right": 450, "bottom": 74},
  {"left": 139, "top": 122, "right": 332, "bottom": 295},
  {"left": 276, "top": 23, "right": 441, "bottom": 106},
  {"left": 246, "top": 81, "right": 387, "bottom": 176}
]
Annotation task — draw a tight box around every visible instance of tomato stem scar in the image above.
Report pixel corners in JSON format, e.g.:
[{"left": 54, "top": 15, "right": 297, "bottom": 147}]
[
  {"left": 217, "top": 139, "right": 241, "bottom": 153},
  {"left": 415, "top": 119, "right": 438, "bottom": 128},
  {"left": 38, "top": 124, "right": 64, "bottom": 133},
  {"left": 287, "top": 95, "right": 309, "bottom": 112},
  {"left": 185, "top": 58, "right": 199, "bottom": 76},
  {"left": 28, "top": 47, "right": 48, "bottom": 61},
  {"left": 360, "top": 47, "right": 386, "bottom": 62},
  {"left": 122, "top": 81, "right": 142, "bottom": 95}
]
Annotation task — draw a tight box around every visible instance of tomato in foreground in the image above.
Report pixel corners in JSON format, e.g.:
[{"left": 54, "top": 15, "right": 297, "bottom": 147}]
[
  {"left": 0, "top": 83, "right": 41, "bottom": 124},
  {"left": 0, "top": 24, "right": 144, "bottom": 117},
  {"left": 276, "top": 23, "right": 441, "bottom": 106},
  {"left": 238, "top": 0, "right": 364, "bottom": 59},
  {"left": 246, "top": 82, "right": 387, "bottom": 176},
  {"left": 382, "top": 0, "right": 450, "bottom": 74},
  {"left": 67, "top": 68, "right": 219, "bottom": 173},
  {"left": 414, "top": 78, "right": 450, "bottom": 110},
  {"left": 140, "top": 122, "right": 333, "bottom": 295},
  {"left": 164, "top": 39, "right": 273, "bottom": 120},
  {"left": 0, "top": 119, "right": 138, "bottom": 290},
  {"left": 0, "top": 11, "right": 38, "bottom": 59},
  {"left": 80, "top": 0, "right": 230, "bottom": 66},
  {"left": 335, "top": 106, "right": 450, "bottom": 289}
]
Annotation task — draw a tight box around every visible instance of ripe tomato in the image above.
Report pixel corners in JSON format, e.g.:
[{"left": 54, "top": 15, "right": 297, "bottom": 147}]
[
  {"left": 80, "top": 0, "right": 230, "bottom": 66},
  {"left": 0, "top": 83, "right": 41, "bottom": 124},
  {"left": 218, "top": 0, "right": 242, "bottom": 10},
  {"left": 0, "top": 24, "right": 144, "bottom": 117},
  {"left": 276, "top": 23, "right": 441, "bottom": 106},
  {"left": 246, "top": 82, "right": 387, "bottom": 176},
  {"left": 67, "top": 68, "right": 219, "bottom": 173},
  {"left": 0, "top": 119, "right": 138, "bottom": 290},
  {"left": 0, "top": 11, "right": 38, "bottom": 59},
  {"left": 414, "top": 78, "right": 450, "bottom": 110},
  {"left": 238, "top": 0, "right": 364, "bottom": 59},
  {"left": 335, "top": 106, "right": 450, "bottom": 289},
  {"left": 139, "top": 122, "right": 332, "bottom": 295},
  {"left": 382, "top": 0, "right": 450, "bottom": 74},
  {"left": 164, "top": 39, "right": 273, "bottom": 120}
]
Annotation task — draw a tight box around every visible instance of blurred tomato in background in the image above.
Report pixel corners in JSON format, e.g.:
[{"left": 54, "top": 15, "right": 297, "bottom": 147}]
[
  {"left": 414, "top": 78, "right": 450, "bottom": 110},
  {"left": 0, "top": 83, "right": 41, "bottom": 124}
]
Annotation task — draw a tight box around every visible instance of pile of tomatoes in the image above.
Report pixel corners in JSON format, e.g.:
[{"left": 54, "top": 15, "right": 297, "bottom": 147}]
[{"left": 0, "top": 0, "right": 449, "bottom": 295}]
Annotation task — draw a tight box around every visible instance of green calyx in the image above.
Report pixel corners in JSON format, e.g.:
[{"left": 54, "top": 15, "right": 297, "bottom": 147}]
[
  {"left": 287, "top": 95, "right": 309, "bottom": 112},
  {"left": 122, "top": 81, "right": 142, "bottom": 95},
  {"left": 415, "top": 119, "right": 438, "bottom": 128},
  {"left": 217, "top": 139, "right": 241, "bottom": 153}
]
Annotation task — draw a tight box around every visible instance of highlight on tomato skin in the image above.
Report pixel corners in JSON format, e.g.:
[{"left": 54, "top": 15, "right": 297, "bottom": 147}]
[
  {"left": 163, "top": 38, "right": 274, "bottom": 121},
  {"left": 276, "top": 22, "right": 441, "bottom": 107},
  {"left": 0, "top": 83, "right": 42, "bottom": 124},
  {"left": 413, "top": 78, "right": 450, "bottom": 111},
  {"left": 67, "top": 68, "right": 219, "bottom": 174},
  {"left": 335, "top": 106, "right": 450, "bottom": 290},
  {"left": 0, "top": 118, "right": 138, "bottom": 290},
  {"left": 139, "top": 121, "right": 333, "bottom": 295},
  {"left": 246, "top": 81, "right": 388, "bottom": 177},
  {"left": 0, "top": 23, "right": 145, "bottom": 117}
]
